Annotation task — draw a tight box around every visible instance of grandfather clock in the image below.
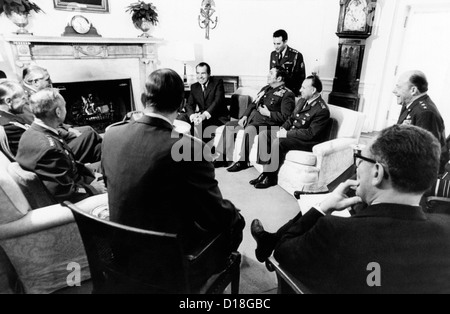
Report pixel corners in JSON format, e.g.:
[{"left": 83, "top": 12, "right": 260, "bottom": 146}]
[{"left": 328, "top": 0, "right": 377, "bottom": 111}]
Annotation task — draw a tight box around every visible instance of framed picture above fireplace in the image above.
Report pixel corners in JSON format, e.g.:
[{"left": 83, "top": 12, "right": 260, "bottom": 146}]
[{"left": 54, "top": 0, "right": 109, "bottom": 13}]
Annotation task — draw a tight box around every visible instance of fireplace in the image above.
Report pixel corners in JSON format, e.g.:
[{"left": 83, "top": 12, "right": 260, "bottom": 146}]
[
  {"left": 1, "top": 34, "right": 161, "bottom": 115},
  {"left": 55, "top": 79, "right": 134, "bottom": 133}
]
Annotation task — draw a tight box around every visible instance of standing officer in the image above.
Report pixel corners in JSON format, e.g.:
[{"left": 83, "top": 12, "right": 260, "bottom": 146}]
[
  {"left": 394, "top": 70, "right": 448, "bottom": 173},
  {"left": 250, "top": 75, "right": 330, "bottom": 189},
  {"left": 270, "top": 29, "right": 306, "bottom": 96}
]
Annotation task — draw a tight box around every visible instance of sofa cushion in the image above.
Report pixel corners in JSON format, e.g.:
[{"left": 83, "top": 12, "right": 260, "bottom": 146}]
[
  {"left": 285, "top": 151, "right": 317, "bottom": 166},
  {"left": 0, "top": 153, "right": 30, "bottom": 225},
  {"left": 7, "top": 162, "right": 55, "bottom": 210}
]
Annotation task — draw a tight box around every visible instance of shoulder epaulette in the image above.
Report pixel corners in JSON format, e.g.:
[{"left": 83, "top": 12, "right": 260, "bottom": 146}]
[
  {"left": 45, "top": 135, "right": 56, "bottom": 148},
  {"left": 273, "top": 88, "right": 287, "bottom": 97},
  {"left": 419, "top": 101, "right": 429, "bottom": 110},
  {"left": 109, "top": 121, "right": 129, "bottom": 128}
]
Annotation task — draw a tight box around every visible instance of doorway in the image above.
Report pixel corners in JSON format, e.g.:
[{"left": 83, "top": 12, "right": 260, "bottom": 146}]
[{"left": 384, "top": 1, "right": 450, "bottom": 132}]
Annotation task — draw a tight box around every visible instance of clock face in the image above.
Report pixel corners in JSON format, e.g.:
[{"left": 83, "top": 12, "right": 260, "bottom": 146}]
[
  {"left": 71, "top": 15, "right": 91, "bottom": 34},
  {"left": 343, "top": 0, "right": 368, "bottom": 32}
]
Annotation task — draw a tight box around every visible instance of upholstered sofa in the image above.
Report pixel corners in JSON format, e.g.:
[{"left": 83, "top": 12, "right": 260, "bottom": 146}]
[
  {"left": 221, "top": 87, "right": 366, "bottom": 195},
  {"left": 0, "top": 150, "right": 107, "bottom": 294}
]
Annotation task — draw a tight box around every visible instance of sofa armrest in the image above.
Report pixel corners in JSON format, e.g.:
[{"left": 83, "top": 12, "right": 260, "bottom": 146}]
[
  {"left": 0, "top": 194, "right": 108, "bottom": 240},
  {"left": 313, "top": 138, "right": 358, "bottom": 167},
  {"left": 313, "top": 138, "right": 358, "bottom": 187}
]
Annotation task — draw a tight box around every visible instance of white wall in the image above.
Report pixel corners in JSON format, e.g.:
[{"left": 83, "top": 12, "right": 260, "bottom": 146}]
[{"left": 1, "top": 0, "right": 437, "bottom": 133}]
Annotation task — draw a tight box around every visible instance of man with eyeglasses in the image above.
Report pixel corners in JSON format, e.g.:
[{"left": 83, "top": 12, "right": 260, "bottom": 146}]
[
  {"left": 250, "top": 124, "right": 450, "bottom": 293},
  {"left": 21, "top": 65, "right": 103, "bottom": 165}
]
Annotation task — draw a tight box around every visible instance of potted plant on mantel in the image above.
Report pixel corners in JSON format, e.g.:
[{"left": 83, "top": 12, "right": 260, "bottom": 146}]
[
  {"left": 126, "top": 1, "right": 158, "bottom": 38},
  {"left": 0, "top": 0, "right": 43, "bottom": 35}
]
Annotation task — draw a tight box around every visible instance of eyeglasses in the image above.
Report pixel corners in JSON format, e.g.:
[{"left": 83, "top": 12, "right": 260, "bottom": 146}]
[
  {"left": 354, "top": 153, "right": 377, "bottom": 165},
  {"left": 34, "top": 76, "right": 50, "bottom": 83},
  {"left": 354, "top": 153, "right": 389, "bottom": 179}
]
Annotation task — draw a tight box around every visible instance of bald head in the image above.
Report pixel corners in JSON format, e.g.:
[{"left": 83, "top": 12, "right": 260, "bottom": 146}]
[{"left": 393, "top": 70, "right": 428, "bottom": 106}]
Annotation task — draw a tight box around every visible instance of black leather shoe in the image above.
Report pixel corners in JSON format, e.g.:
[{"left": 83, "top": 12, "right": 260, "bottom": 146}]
[
  {"left": 213, "top": 160, "right": 233, "bottom": 168},
  {"left": 254, "top": 175, "right": 277, "bottom": 189},
  {"left": 249, "top": 173, "right": 266, "bottom": 185},
  {"left": 227, "top": 161, "right": 249, "bottom": 173},
  {"left": 251, "top": 219, "right": 277, "bottom": 263}
]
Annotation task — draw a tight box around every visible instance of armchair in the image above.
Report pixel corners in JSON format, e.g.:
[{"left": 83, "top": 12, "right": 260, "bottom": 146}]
[
  {"left": 266, "top": 256, "right": 313, "bottom": 294},
  {"left": 0, "top": 150, "right": 108, "bottom": 294},
  {"left": 253, "top": 104, "right": 366, "bottom": 195},
  {"left": 64, "top": 201, "right": 241, "bottom": 294}
]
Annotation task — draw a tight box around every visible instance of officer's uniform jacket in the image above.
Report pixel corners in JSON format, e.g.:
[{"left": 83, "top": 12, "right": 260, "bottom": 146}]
[
  {"left": 243, "top": 84, "right": 295, "bottom": 127},
  {"left": 397, "top": 94, "right": 448, "bottom": 172},
  {"left": 15, "top": 122, "right": 94, "bottom": 202},
  {"left": 0, "top": 110, "right": 31, "bottom": 156},
  {"left": 270, "top": 46, "right": 306, "bottom": 95},
  {"left": 282, "top": 95, "right": 331, "bottom": 144}
]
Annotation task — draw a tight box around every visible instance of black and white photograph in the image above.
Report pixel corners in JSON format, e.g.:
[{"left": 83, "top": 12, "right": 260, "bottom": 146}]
[{"left": 0, "top": 0, "right": 450, "bottom": 299}]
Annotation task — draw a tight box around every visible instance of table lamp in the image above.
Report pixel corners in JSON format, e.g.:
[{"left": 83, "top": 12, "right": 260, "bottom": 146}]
[{"left": 174, "top": 42, "right": 195, "bottom": 88}]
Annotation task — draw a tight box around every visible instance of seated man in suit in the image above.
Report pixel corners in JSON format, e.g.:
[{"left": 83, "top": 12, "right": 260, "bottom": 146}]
[
  {"left": 102, "top": 68, "right": 245, "bottom": 289},
  {"left": 15, "top": 88, "right": 106, "bottom": 203},
  {"left": 249, "top": 75, "right": 331, "bottom": 189},
  {"left": 0, "top": 80, "right": 33, "bottom": 158},
  {"left": 22, "top": 65, "right": 103, "bottom": 164},
  {"left": 177, "top": 62, "right": 229, "bottom": 141},
  {"left": 215, "top": 66, "right": 295, "bottom": 170},
  {"left": 251, "top": 124, "right": 450, "bottom": 294}
]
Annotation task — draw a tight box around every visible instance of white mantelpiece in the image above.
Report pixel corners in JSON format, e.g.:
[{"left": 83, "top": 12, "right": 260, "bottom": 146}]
[{"left": 1, "top": 35, "right": 163, "bottom": 111}]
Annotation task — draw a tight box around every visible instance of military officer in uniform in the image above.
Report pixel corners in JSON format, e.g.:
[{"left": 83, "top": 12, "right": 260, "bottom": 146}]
[
  {"left": 270, "top": 29, "right": 306, "bottom": 96},
  {"left": 250, "top": 75, "right": 331, "bottom": 189},
  {"left": 15, "top": 88, "right": 106, "bottom": 203},
  {"left": 217, "top": 66, "right": 295, "bottom": 171},
  {"left": 21, "top": 65, "right": 103, "bottom": 164},
  {"left": 394, "top": 70, "right": 448, "bottom": 173},
  {"left": 0, "top": 80, "right": 33, "bottom": 159}
]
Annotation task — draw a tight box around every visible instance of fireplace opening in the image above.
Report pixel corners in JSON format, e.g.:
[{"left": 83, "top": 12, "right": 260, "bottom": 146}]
[{"left": 54, "top": 79, "right": 135, "bottom": 133}]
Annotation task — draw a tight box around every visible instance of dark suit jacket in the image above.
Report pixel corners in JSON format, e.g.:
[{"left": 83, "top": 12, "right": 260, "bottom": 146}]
[
  {"left": 186, "top": 77, "right": 229, "bottom": 125},
  {"left": 283, "top": 96, "right": 330, "bottom": 145},
  {"left": 397, "top": 94, "right": 448, "bottom": 172},
  {"left": 274, "top": 204, "right": 450, "bottom": 294},
  {"left": 15, "top": 123, "right": 94, "bottom": 203},
  {"left": 243, "top": 84, "right": 295, "bottom": 127},
  {"left": 102, "top": 116, "right": 244, "bottom": 250},
  {"left": 270, "top": 46, "right": 306, "bottom": 95},
  {"left": 0, "top": 111, "right": 30, "bottom": 156}
]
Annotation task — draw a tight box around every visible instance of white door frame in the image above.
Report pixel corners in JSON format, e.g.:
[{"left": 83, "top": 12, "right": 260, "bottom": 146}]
[{"left": 374, "top": 0, "right": 450, "bottom": 131}]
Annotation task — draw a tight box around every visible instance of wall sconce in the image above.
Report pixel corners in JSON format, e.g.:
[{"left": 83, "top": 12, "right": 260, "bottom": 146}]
[{"left": 198, "top": 0, "right": 218, "bottom": 40}]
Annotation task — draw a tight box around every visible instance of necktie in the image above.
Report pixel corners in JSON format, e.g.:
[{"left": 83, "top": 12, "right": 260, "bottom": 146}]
[
  {"left": 278, "top": 52, "right": 283, "bottom": 63},
  {"left": 202, "top": 84, "right": 207, "bottom": 97},
  {"left": 400, "top": 105, "right": 407, "bottom": 116}
]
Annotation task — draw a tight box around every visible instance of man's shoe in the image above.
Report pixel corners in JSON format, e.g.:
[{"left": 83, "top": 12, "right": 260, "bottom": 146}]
[
  {"left": 251, "top": 219, "right": 277, "bottom": 263},
  {"left": 227, "top": 161, "right": 249, "bottom": 173},
  {"left": 213, "top": 160, "right": 233, "bottom": 168},
  {"left": 254, "top": 175, "right": 277, "bottom": 189},
  {"left": 249, "top": 173, "right": 266, "bottom": 185}
]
